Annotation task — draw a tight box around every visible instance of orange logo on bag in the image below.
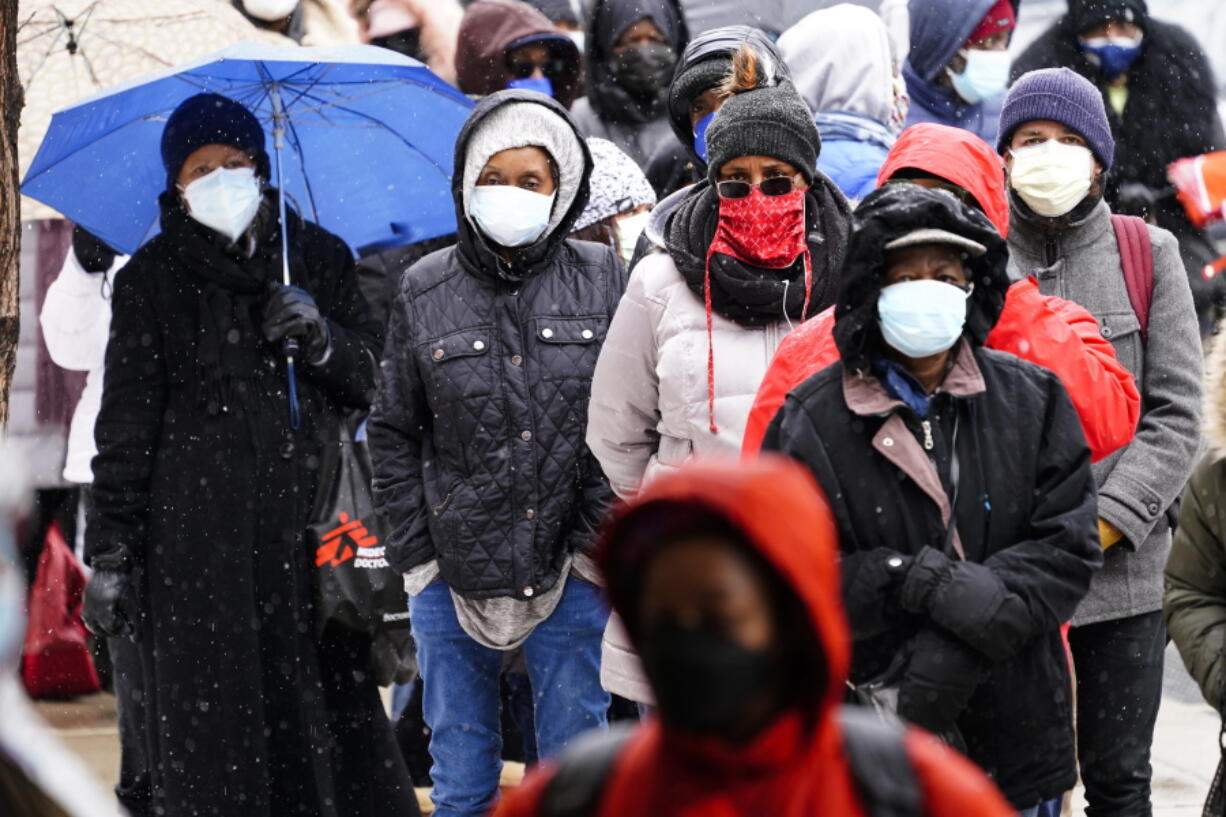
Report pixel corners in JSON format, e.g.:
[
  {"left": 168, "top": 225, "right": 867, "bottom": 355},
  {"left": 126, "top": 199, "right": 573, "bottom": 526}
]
[{"left": 316, "top": 511, "right": 387, "bottom": 568}]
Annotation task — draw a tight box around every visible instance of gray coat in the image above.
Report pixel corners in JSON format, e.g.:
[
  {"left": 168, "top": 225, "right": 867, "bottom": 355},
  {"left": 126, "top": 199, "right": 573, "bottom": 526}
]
[
  {"left": 569, "top": 99, "right": 673, "bottom": 169},
  {"left": 1007, "top": 196, "right": 1203, "bottom": 626}
]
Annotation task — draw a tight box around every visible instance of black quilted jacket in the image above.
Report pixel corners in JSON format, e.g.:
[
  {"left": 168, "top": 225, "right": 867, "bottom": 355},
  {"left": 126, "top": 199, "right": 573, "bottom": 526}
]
[{"left": 367, "top": 91, "right": 627, "bottom": 599}]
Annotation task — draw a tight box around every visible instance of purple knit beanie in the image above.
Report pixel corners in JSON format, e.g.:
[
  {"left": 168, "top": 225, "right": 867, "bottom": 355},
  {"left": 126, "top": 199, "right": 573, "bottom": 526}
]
[{"left": 997, "top": 67, "right": 1115, "bottom": 170}]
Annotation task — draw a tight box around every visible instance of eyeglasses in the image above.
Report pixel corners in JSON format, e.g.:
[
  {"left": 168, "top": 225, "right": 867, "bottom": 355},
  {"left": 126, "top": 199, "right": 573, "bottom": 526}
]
[
  {"left": 716, "top": 177, "right": 800, "bottom": 199},
  {"left": 509, "top": 57, "right": 569, "bottom": 79}
]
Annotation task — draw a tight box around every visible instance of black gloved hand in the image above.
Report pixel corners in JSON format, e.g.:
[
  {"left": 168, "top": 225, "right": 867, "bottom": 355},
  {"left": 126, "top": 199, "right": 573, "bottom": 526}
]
[
  {"left": 896, "top": 628, "right": 983, "bottom": 751},
  {"left": 82, "top": 555, "right": 140, "bottom": 640},
  {"left": 262, "top": 284, "right": 331, "bottom": 365},
  {"left": 72, "top": 226, "right": 118, "bottom": 273}
]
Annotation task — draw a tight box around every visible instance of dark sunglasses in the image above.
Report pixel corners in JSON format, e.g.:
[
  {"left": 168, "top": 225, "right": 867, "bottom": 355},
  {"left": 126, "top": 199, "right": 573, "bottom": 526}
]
[
  {"left": 716, "top": 177, "right": 799, "bottom": 199},
  {"left": 509, "top": 57, "right": 568, "bottom": 79}
]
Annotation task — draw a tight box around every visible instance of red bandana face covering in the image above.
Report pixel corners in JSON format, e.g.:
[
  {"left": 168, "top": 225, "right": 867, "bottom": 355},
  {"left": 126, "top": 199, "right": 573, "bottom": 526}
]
[{"left": 701, "top": 186, "right": 812, "bottom": 435}]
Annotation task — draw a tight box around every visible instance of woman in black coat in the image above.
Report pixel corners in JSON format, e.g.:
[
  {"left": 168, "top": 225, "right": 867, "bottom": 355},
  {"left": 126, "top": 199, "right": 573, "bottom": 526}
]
[
  {"left": 762, "top": 184, "right": 1102, "bottom": 813},
  {"left": 83, "top": 93, "right": 418, "bottom": 817}
]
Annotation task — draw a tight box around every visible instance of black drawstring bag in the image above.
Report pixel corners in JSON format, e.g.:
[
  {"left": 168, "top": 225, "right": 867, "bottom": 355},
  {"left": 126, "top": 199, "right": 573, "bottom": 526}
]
[{"left": 308, "top": 424, "right": 416, "bottom": 686}]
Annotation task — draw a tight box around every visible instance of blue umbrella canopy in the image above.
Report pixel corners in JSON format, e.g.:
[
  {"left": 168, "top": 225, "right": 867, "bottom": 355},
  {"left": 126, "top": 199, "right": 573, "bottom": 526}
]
[{"left": 21, "top": 42, "right": 474, "bottom": 257}]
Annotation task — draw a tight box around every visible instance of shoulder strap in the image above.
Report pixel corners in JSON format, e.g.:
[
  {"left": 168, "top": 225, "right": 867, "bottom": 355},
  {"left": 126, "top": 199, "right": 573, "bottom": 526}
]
[
  {"left": 538, "top": 724, "right": 636, "bottom": 817},
  {"left": 1110, "top": 214, "right": 1154, "bottom": 343},
  {"left": 839, "top": 706, "right": 923, "bottom": 817}
]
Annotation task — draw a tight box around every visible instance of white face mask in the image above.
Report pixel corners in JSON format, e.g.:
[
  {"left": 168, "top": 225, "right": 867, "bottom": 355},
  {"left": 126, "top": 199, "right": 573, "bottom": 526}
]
[
  {"left": 1009, "top": 140, "right": 1096, "bottom": 218},
  {"left": 469, "top": 185, "right": 556, "bottom": 248},
  {"left": 242, "top": 0, "right": 299, "bottom": 22},
  {"left": 878, "top": 279, "right": 971, "bottom": 359},
  {"left": 947, "top": 49, "right": 1011, "bottom": 105},
  {"left": 180, "top": 166, "right": 263, "bottom": 243},
  {"left": 615, "top": 209, "right": 651, "bottom": 266}
]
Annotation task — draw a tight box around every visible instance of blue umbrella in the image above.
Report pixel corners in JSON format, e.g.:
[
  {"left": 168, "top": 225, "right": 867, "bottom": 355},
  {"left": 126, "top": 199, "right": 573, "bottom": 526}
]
[
  {"left": 21, "top": 41, "right": 474, "bottom": 259},
  {"left": 22, "top": 42, "right": 474, "bottom": 429}
]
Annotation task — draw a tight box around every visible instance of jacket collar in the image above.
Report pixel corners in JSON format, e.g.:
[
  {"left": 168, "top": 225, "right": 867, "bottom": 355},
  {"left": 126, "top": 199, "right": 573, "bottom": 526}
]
[
  {"left": 1007, "top": 190, "right": 1112, "bottom": 258},
  {"left": 842, "top": 338, "right": 985, "bottom": 417}
]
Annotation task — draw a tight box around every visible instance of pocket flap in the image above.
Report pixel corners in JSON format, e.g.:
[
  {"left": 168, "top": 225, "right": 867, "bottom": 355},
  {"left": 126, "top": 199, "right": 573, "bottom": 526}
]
[
  {"left": 531, "top": 316, "right": 608, "bottom": 344},
  {"left": 1098, "top": 311, "right": 1141, "bottom": 341},
  {"left": 424, "top": 328, "right": 492, "bottom": 362}
]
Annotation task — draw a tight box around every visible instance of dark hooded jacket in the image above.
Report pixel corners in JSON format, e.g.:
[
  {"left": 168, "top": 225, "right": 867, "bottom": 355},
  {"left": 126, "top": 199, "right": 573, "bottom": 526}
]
[
  {"left": 569, "top": 0, "right": 689, "bottom": 167},
  {"left": 455, "top": 0, "right": 582, "bottom": 109},
  {"left": 903, "top": 0, "right": 1021, "bottom": 145},
  {"left": 367, "top": 91, "right": 625, "bottom": 599},
  {"left": 762, "top": 185, "right": 1101, "bottom": 808},
  {"left": 1009, "top": 3, "right": 1225, "bottom": 311},
  {"left": 643, "top": 25, "right": 789, "bottom": 197},
  {"left": 88, "top": 192, "right": 415, "bottom": 816},
  {"left": 492, "top": 458, "right": 1019, "bottom": 817}
]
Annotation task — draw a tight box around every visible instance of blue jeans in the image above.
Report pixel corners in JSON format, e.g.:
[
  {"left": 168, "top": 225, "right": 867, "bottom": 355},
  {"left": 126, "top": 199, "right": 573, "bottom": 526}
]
[{"left": 409, "top": 577, "right": 610, "bottom": 817}]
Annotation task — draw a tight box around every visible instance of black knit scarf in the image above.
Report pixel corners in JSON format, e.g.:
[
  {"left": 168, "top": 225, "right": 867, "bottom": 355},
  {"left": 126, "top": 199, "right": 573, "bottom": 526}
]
[{"left": 665, "top": 181, "right": 849, "bottom": 327}]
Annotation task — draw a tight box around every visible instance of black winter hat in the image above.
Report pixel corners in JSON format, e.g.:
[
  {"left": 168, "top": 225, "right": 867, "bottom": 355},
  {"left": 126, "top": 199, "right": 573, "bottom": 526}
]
[
  {"left": 704, "top": 48, "right": 818, "bottom": 185},
  {"left": 1066, "top": 0, "right": 1148, "bottom": 33},
  {"left": 161, "top": 93, "right": 269, "bottom": 191}
]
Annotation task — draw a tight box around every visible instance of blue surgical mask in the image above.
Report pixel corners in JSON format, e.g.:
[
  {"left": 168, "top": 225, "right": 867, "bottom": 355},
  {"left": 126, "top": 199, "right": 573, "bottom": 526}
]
[
  {"left": 878, "top": 279, "right": 972, "bottom": 358},
  {"left": 947, "top": 49, "right": 1011, "bottom": 105},
  {"left": 508, "top": 76, "right": 555, "bottom": 98},
  {"left": 693, "top": 112, "right": 715, "bottom": 163},
  {"left": 469, "top": 185, "right": 556, "bottom": 248},
  {"left": 1080, "top": 34, "right": 1144, "bottom": 80}
]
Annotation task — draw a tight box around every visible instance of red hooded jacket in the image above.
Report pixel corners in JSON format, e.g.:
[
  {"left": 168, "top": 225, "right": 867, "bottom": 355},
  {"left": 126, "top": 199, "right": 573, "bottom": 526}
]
[
  {"left": 741, "top": 124, "right": 1140, "bottom": 458},
  {"left": 492, "top": 458, "right": 1017, "bottom": 817}
]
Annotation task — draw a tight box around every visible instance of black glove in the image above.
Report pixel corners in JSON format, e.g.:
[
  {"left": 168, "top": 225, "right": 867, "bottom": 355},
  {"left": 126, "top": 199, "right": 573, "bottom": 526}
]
[
  {"left": 896, "top": 628, "right": 983, "bottom": 751},
  {"left": 262, "top": 284, "right": 331, "bottom": 365},
  {"left": 898, "top": 546, "right": 952, "bottom": 615},
  {"left": 72, "top": 226, "right": 118, "bottom": 273},
  {"left": 82, "top": 555, "right": 140, "bottom": 640}
]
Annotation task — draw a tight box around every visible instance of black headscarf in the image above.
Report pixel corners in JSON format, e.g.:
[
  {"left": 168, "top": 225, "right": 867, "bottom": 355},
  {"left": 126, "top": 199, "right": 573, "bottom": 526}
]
[{"left": 585, "top": 0, "right": 689, "bottom": 125}]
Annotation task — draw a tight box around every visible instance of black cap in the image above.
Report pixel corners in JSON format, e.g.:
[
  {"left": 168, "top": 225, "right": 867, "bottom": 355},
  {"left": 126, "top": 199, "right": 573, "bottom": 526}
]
[{"left": 161, "top": 93, "right": 269, "bottom": 191}]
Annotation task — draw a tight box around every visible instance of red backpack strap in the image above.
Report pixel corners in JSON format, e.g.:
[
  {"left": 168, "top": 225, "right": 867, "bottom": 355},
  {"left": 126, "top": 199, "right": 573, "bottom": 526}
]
[{"left": 1110, "top": 214, "right": 1154, "bottom": 343}]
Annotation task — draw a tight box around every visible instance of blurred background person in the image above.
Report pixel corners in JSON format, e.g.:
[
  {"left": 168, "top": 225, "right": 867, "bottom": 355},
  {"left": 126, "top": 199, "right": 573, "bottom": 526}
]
[
  {"left": 455, "top": 0, "right": 583, "bottom": 109},
  {"left": 778, "top": 3, "right": 903, "bottom": 202},
  {"left": 234, "top": 0, "right": 362, "bottom": 45},
  {"left": 571, "top": 137, "right": 657, "bottom": 268},
  {"left": 904, "top": 0, "right": 1017, "bottom": 144},
  {"left": 570, "top": 0, "right": 689, "bottom": 168},
  {"left": 644, "top": 25, "right": 788, "bottom": 200},
  {"left": 586, "top": 44, "right": 851, "bottom": 706},
  {"left": 1010, "top": 0, "right": 1226, "bottom": 332},
  {"left": 493, "top": 458, "right": 1018, "bottom": 817},
  {"left": 350, "top": 0, "right": 463, "bottom": 85}
]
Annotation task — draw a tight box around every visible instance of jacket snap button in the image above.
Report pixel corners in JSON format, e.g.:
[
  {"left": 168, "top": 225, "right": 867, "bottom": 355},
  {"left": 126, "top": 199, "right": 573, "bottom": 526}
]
[
  {"left": 882, "top": 437, "right": 894, "bottom": 447},
  {"left": 511, "top": 354, "right": 523, "bottom": 367},
  {"left": 1147, "top": 502, "right": 1160, "bottom": 515},
  {"left": 1101, "top": 326, "right": 1114, "bottom": 339},
  {"left": 473, "top": 340, "right": 486, "bottom": 351},
  {"left": 525, "top": 508, "right": 536, "bottom": 520},
  {"left": 523, "top": 587, "right": 535, "bottom": 598},
  {"left": 279, "top": 442, "right": 295, "bottom": 459},
  {"left": 433, "top": 348, "right": 445, "bottom": 360},
  {"left": 581, "top": 329, "right": 594, "bottom": 340},
  {"left": 541, "top": 328, "right": 554, "bottom": 339},
  {"left": 521, "top": 430, "right": 533, "bottom": 441}
]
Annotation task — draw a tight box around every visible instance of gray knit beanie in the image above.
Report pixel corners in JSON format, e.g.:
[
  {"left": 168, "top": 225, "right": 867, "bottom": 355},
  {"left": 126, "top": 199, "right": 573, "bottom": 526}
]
[
  {"left": 997, "top": 67, "right": 1115, "bottom": 170},
  {"left": 705, "top": 78, "right": 820, "bottom": 185}
]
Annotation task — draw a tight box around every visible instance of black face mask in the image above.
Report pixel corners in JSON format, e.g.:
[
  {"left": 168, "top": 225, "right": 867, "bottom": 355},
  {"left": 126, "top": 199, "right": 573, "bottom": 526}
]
[
  {"left": 638, "top": 621, "right": 777, "bottom": 737},
  {"left": 611, "top": 43, "right": 676, "bottom": 100},
  {"left": 372, "top": 28, "right": 426, "bottom": 65}
]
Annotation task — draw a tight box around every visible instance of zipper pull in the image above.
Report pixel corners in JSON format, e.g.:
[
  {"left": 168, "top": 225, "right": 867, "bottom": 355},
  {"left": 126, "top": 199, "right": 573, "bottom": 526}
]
[{"left": 921, "top": 420, "right": 934, "bottom": 451}]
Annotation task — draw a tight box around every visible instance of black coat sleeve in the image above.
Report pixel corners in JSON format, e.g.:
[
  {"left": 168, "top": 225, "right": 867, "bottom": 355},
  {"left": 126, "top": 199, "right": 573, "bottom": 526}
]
[
  {"left": 301, "top": 232, "right": 381, "bottom": 410},
  {"left": 366, "top": 280, "right": 434, "bottom": 573},
  {"left": 87, "top": 259, "right": 167, "bottom": 568},
  {"left": 901, "top": 375, "right": 1102, "bottom": 662}
]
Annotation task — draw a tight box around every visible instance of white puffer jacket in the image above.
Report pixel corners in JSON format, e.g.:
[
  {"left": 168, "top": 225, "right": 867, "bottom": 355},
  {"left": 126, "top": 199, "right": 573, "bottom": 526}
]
[{"left": 586, "top": 249, "right": 793, "bottom": 701}]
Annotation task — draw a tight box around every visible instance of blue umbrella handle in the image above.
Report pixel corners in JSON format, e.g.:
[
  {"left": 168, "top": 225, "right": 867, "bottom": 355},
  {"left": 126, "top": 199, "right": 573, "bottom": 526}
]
[{"left": 283, "top": 337, "right": 301, "bottom": 431}]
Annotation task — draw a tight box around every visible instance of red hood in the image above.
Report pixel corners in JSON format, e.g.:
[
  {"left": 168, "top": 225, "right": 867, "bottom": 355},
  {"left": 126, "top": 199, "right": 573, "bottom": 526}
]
[
  {"left": 876, "top": 123, "right": 1009, "bottom": 236},
  {"left": 598, "top": 456, "right": 850, "bottom": 725}
]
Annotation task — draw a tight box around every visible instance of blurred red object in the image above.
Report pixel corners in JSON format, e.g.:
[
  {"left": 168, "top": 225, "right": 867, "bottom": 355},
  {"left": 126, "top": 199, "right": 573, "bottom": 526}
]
[
  {"left": 1169, "top": 151, "right": 1226, "bottom": 229},
  {"left": 20, "top": 522, "right": 100, "bottom": 699}
]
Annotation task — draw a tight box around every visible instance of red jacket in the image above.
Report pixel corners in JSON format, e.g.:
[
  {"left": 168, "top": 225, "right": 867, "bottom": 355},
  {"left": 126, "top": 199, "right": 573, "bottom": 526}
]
[
  {"left": 741, "top": 124, "right": 1140, "bottom": 458},
  {"left": 492, "top": 458, "right": 1017, "bottom": 817}
]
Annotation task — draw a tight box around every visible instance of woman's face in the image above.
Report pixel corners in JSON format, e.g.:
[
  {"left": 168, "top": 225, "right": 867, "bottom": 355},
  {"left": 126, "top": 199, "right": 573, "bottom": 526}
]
[
  {"left": 883, "top": 244, "right": 969, "bottom": 288},
  {"left": 176, "top": 143, "right": 256, "bottom": 191},
  {"left": 716, "top": 155, "right": 805, "bottom": 189},
  {"left": 476, "top": 146, "right": 556, "bottom": 195}
]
